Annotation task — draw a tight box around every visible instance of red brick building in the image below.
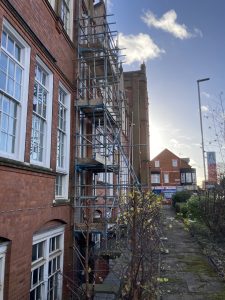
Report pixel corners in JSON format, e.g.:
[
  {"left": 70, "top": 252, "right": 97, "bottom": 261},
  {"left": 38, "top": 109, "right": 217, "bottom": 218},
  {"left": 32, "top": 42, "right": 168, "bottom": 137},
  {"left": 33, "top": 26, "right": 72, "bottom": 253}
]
[
  {"left": 124, "top": 63, "right": 150, "bottom": 191},
  {"left": 0, "top": 0, "right": 76, "bottom": 299},
  {"left": 0, "top": 0, "right": 151, "bottom": 298},
  {"left": 150, "top": 149, "right": 197, "bottom": 199}
]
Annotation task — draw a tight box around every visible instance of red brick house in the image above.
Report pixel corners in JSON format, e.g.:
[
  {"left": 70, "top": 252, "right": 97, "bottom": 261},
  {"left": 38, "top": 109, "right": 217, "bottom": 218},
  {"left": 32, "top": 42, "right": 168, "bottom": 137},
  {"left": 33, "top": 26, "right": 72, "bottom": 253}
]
[{"left": 150, "top": 149, "right": 197, "bottom": 199}]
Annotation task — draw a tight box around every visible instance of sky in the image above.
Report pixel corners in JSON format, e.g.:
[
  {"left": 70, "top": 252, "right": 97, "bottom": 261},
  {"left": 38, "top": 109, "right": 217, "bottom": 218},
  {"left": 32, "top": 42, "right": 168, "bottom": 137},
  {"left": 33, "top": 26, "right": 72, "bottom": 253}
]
[{"left": 105, "top": 0, "right": 225, "bottom": 185}]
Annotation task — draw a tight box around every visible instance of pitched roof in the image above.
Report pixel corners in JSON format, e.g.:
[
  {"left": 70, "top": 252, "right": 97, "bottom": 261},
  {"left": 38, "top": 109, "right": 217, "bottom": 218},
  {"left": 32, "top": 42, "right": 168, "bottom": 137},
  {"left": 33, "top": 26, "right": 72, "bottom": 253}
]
[
  {"left": 151, "top": 148, "right": 178, "bottom": 160},
  {"left": 151, "top": 148, "right": 192, "bottom": 168}
]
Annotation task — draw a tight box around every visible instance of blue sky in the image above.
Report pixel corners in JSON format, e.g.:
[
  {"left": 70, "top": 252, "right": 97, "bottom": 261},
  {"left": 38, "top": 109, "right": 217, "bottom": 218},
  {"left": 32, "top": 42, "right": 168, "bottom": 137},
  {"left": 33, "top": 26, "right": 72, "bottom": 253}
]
[{"left": 106, "top": 0, "right": 225, "bottom": 184}]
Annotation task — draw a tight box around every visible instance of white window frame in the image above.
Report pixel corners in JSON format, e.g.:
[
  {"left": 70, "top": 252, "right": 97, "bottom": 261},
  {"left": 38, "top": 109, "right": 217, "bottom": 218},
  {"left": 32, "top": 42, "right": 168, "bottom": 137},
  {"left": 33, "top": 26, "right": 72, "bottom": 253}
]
[
  {"left": 60, "top": 0, "right": 73, "bottom": 39},
  {"left": 181, "top": 173, "right": 185, "bottom": 184},
  {"left": 172, "top": 159, "right": 178, "bottom": 167},
  {"left": 151, "top": 173, "right": 160, "bottom": 184},
  {"left": 97, "top": 172, "right": 104, "bottom": 183},
  {"left": 163, "top": 173, "right": 169, "bottom": 184},
  {"left": 0, "top": 243, "right": 7, "bottom": 300},
  {"left": 30, "top": 56, "right": 53, "bottom": 168},
  {"left": 30, "top": 226, "right": 65, "bottom": 300},
  {"left": 192, "top": 172, "right": 196, "bottom": 183},
  {"left": 0, "top": 19, "right": 30, "bottom": 161},
  {"left": 108, "top": 172, "right": 113, "bottom": 196},
  {"left": 186, "top": 172, "right": 192, "bottom": 183},
  {"left": 55, "top": 83, "right": 70, "bottom": 200},
  {"left": 47, "top": 0, "right": 73, "bottom": 39},
  {"left": 154, "top": 160, "right": 160, "bottom": 168}
]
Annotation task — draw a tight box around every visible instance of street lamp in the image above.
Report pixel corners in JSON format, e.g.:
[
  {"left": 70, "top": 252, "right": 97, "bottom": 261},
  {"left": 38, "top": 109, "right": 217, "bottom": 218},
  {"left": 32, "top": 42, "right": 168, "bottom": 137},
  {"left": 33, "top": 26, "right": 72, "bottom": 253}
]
[{"left": 197, "top": 78, "right": 210, "bottom": 187}]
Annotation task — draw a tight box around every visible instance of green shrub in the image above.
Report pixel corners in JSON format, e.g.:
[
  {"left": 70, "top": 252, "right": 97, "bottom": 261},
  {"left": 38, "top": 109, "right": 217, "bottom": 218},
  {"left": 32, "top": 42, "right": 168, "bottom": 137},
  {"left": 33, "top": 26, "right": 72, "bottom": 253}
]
[
  {"left": 181, "top": 203, "right": 188, "bottom": 217},
  {"left": 174, "top": 202, "right": 181, "bottom": 213},
  {"left": 175, "top": 202, "right": 188, "bottom": 217},
  {"left": 189, "top": 221, "right": 211, "bottom": 239},
  {"left": 172, "top": 191, "right": 192, "bottom": 207},
  {"left": 186, "top": 195, "right": 203, "bottom": 221}
]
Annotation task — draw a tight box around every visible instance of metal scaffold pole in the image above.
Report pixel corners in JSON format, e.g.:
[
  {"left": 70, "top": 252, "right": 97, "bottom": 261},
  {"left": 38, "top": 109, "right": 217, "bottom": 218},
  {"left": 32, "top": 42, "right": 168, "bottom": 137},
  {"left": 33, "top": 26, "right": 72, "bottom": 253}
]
[{"left": 72, "top": 1, "right": 142, "bottom": 297}]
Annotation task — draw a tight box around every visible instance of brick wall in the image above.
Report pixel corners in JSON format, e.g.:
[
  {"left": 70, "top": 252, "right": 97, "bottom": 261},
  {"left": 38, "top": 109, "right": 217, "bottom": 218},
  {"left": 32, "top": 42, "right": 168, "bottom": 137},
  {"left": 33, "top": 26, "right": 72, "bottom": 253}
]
[
  {"left": 124, "top": 64, "right": 150, "bottom": 190},
  {"left": 8, "top": 0, "right": 76, "bottom": 83},
  {"left": 0, "top": 0, "right": 76, "bottom": 298},
  {"left": 0, "top": 164, "right": 73, "bottom": 299}
]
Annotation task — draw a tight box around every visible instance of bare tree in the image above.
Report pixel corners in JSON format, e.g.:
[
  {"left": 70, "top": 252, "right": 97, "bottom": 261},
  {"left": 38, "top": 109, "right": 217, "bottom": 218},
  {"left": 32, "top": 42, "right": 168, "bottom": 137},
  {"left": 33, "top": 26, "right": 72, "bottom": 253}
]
[{"left": 119, "top": 191, "right": 161, "bottom": 299}]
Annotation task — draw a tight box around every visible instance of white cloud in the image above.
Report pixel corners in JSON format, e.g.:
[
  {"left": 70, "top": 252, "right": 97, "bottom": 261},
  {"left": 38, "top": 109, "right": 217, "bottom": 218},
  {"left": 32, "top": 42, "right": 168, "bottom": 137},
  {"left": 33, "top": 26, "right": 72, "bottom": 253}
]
[
  {"left": 194, "top": 28, "right": 203, "bottom": 38},
  {"left": 141, "top": 10, "right": 194, "bottom": 39},
  {"left": 155, "top": 123, "right": 181, "bottom": 135},
  {"left": 202, "top": 92, "right": 211, "bottom": 98},
  {"left": 170, "top": 138, "right": 179, "bottom": 147},
  {"left": 201, "top": 105, "right": 209, "bottom": 112},
  {"left": 192, "top": 143, "right": 201, "bottom": 148},
  {"left": 169, "top": 138, "right": 191, "bottom": 150},
  {"left": 178, "top": 135, "right": 191, "bottom": 141},
  {"left": 119, "top": 32, "right": 165, "bottom": 64}
]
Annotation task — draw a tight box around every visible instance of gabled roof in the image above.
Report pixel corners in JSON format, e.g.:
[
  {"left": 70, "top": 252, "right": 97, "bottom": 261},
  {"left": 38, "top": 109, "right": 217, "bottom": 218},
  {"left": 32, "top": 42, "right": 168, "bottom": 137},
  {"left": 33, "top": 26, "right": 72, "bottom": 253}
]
[
  {"left": 151, "top": 148, "right": 178, "bottom": 161},
  {"left": 151, "top": 148, "right": 192, "bottom": 168}
]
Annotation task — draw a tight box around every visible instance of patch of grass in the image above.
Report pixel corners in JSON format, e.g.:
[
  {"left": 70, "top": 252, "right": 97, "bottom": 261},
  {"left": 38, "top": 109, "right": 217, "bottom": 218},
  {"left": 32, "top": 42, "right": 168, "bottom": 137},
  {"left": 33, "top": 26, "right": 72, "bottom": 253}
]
[
  {"left": 209, "top": 288, "right": 225, "bottom": 300},
  {"left": 189, "top": 221, "right": 212, "bottom": 239},
  {"left": 167, "top": 277, "right": 184, "bottom": 284},
  {"left": 183, "top": 255, "right": 216, "bottom": 276}
]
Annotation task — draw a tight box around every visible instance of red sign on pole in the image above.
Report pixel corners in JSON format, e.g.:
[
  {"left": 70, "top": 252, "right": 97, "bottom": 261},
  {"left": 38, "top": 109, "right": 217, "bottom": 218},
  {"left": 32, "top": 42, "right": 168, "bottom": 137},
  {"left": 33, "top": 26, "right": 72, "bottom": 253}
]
[{"left": 207, "top": 152, "right": 217, "bottom": 183}]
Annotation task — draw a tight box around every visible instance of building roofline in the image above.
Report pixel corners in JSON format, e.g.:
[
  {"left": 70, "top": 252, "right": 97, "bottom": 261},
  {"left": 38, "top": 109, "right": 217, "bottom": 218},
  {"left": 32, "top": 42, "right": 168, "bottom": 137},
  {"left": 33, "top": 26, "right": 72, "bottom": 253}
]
[{"left": 151, "top": 148, "right": 192, "bottom": 168}]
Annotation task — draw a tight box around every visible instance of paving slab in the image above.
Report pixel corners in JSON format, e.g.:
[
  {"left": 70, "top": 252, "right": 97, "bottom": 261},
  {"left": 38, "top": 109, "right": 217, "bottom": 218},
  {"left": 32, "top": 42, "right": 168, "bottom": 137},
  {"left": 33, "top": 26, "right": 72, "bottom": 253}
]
[{"left": 159, "top": 205, "right": 225, "bottom": 299}]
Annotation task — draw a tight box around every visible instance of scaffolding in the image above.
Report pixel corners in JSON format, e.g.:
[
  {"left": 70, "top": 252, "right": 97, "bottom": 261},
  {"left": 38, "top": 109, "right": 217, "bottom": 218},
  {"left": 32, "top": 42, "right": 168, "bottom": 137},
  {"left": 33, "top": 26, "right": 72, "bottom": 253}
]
[{"left": 73, "top": 0, "right": 142, "bottom": 290}]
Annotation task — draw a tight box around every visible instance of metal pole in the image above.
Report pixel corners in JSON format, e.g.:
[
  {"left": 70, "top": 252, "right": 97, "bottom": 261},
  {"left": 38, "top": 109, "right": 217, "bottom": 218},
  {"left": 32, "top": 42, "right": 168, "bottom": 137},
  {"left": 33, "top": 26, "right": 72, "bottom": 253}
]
[
  {"left": 197, "top": 78, "right": 210, "bottom": 187},
  {"left": 219, "top": 92, "right": 225, "bottom": 141}
]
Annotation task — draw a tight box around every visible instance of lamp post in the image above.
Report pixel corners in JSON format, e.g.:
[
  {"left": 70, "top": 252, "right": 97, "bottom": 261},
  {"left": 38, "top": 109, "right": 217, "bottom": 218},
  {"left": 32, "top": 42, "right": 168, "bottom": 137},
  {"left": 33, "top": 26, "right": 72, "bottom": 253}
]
[{"left": 197, "top": 78, "right": 210, "bottom": 187}]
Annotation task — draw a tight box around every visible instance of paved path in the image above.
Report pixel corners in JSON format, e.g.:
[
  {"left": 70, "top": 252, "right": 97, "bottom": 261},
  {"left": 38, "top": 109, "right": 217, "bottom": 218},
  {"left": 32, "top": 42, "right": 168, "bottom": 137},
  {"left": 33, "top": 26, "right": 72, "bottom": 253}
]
[{"left": 159, "top": 205, "right": 225, "bottom": 300}]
